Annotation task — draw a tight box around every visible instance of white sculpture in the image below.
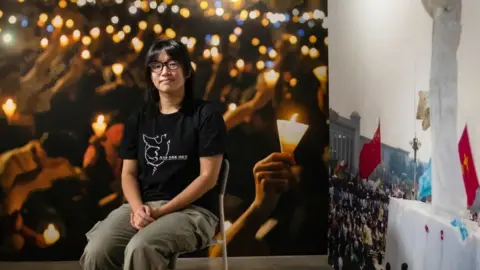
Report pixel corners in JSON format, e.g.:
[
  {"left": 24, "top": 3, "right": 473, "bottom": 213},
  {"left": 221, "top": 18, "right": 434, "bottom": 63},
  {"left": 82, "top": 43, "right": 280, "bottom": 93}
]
[{"left": 422, "top": 0, "right": 467, "bottom": 216}]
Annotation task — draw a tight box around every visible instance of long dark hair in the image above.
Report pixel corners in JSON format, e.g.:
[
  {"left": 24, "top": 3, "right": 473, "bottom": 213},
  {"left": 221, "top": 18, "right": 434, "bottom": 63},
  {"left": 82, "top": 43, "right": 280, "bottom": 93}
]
[{"left": 144, "top": 39, "right": 195, "bottom": 116}]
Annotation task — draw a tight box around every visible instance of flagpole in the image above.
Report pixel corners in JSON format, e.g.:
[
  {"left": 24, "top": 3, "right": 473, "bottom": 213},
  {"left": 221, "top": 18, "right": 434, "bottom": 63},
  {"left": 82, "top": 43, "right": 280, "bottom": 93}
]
[{"left": 410, "top": 137, "right": 422, "bottom": 199}]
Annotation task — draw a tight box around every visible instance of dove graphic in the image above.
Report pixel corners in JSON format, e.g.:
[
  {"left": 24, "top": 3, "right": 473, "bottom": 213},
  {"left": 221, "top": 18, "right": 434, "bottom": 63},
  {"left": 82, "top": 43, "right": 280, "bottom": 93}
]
[{"left": 143, "top": 134, "right": 170, "bottom": 175}]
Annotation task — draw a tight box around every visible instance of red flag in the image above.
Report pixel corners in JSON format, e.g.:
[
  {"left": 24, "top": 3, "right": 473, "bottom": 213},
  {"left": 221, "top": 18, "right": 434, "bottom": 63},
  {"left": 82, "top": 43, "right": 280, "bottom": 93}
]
[
  {"left": 458, "top": 125, "right": 479, "bottom": 207},
  {"left": 359, "top": 121, "right": 381, "bottom": 179}
]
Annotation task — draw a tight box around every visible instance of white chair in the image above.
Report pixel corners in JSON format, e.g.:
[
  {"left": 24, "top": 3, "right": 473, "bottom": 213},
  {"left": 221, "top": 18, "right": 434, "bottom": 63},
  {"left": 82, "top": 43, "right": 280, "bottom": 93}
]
[{"left": 167, "top": 159, "right": 230, "bottom": 270}]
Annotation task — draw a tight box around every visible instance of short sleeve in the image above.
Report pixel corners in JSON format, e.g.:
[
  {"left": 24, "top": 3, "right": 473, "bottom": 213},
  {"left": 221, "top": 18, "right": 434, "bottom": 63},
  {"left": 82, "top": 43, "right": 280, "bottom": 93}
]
[
  {"left": 198, "top": 107, "right": 227, "bottom": 157},
  {"left": 119, "top": 111, "right": 139, "bottom": 160}
]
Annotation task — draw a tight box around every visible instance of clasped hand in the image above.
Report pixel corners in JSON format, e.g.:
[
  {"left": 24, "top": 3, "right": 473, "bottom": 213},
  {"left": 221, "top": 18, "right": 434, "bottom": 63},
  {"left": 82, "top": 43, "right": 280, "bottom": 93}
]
[{"left": 130, "top": 205, "right": 165, "bottom": 230}]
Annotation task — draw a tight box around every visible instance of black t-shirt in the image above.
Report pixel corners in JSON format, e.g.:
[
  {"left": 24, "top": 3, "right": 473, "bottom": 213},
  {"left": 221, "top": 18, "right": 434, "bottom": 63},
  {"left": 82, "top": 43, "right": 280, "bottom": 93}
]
[{"left": 119, "top": 99, "right": 227, "bottom": 216}]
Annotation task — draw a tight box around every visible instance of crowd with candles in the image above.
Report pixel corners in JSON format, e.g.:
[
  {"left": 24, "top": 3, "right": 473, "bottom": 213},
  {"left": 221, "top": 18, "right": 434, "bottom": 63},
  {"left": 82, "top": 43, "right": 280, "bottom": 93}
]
[{"left": 0, "top": 0, "right": 329, "bottom": 261}]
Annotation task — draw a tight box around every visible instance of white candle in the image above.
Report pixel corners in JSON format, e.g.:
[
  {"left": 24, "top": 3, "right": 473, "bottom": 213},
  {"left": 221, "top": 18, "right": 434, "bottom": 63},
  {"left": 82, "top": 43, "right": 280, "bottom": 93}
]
[
  {"left": 92, "top": 114, "right": 107, "bottom": 136},
  {"left": 276, "top": 113, "right": 309, "bottom": 155}
]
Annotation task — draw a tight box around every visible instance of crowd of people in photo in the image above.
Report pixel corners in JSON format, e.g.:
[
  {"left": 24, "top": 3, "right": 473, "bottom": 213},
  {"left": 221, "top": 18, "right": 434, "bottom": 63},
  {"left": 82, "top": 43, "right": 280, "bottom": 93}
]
[{"left": 328, "top": 175, "right": 392, "bottom": 270}]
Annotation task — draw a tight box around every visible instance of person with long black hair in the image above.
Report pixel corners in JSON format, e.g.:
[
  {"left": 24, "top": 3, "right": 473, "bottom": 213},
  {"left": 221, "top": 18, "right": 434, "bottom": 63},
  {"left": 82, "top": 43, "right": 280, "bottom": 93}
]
[{"left": 80, "top": 39, "right": 227, "bottom": 270}]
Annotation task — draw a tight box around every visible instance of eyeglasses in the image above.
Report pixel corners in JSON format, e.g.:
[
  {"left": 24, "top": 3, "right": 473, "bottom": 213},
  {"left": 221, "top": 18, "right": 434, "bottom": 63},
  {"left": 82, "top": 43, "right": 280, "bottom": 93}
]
[{"left": 148, "top": 61, "right": 180, "bottom": 73}]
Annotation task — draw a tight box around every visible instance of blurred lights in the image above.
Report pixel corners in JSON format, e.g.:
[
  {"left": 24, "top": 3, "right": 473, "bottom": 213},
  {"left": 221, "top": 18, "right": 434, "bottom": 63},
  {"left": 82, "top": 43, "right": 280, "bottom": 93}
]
[
  {"left": 165, "top": 28, "right": 176, "bottom": 38},
  {"left": 82, "top": 36, "right": 92, "bottom": 45},
  {"left": 81, "top": 49, "right": 91, "bottom": 59},
  {"left": 138, "top": 21, "right": 147, "bottom": 30},
  {"left": 60, "top": 35, "right": 69, "bottom": 47},
  {"left": 59, "top": 0, "right": 68, "bottom": 8},
  {"left": 40, "top": 38, "right": 48, "bottom": 48},
  {"left": 52, "top": 15, "right": 63, "bottom": 28},
  {"left": 72, "top": 30, "right": 81, "bottom": 41},
  {"left": 153, "top": 24, "right": 163, "bottom": 34},
  {"left": 123, "top": 25, "right": 132, "bottom": 33},
  {"left": 2, "top": 33, "right": 13, "bottom": 44},
  {"left": 8, "top": 16, "right": 17, "bottom": 24},
  {"left": 111, "top": 16, "right": 119, "bottom": 24},
  {"left": 215, "top": 8, "right": 224, "bottom": 16},
  {"left": 106, "top": 25, "right": 114, "bottom": 34},
  {"left": 258, "top": 45, "right": 267, "bottom": 55},
  {"left": 210, "top": 34, "right": 220, "bottom": 46},
  {"left": 128, "top": 6, "right": 138, "bottom": 14},
  {"left": 256, "top": 60, "right": 265, "bottom": 70},
  {"left": 65, "top": 19, "right": 74, "bottom": 28},
  {"left": 90, "top": 27, "right": 100, "bottom": 39}
]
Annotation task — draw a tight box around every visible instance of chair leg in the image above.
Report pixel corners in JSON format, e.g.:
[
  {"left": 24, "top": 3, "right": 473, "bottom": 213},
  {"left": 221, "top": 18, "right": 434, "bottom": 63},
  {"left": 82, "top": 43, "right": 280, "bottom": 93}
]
[
  {"left": 167, "top": 254, "right": 178, "bottom": 270},
  {"left": 219, "top": 194, "right": 228, "bottom": 270}
]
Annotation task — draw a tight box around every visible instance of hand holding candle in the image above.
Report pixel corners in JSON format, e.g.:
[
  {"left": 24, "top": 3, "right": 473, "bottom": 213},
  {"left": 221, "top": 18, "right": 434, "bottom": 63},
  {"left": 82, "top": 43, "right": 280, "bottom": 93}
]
[
  {"left": 264, "top": 70, "right": 280, "bottom": 88},
  {"left": 2, "top": 98, "right": 17, "bottom": 123},
  {"left": 277, "top": 113, "right": 309, "bottom": 155},
  {"left": 92, "top": 114, "right": 107, "bottom": 136}
]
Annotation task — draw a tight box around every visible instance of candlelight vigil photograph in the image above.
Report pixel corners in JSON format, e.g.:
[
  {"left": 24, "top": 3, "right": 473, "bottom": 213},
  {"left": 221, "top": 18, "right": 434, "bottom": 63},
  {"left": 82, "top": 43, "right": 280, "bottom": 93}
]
[
  {"left": 0, "top": 0, "right": 328, "bottom": 269},
  {"left": 328, "top": 0, "right": 480, "bottom": 270}
]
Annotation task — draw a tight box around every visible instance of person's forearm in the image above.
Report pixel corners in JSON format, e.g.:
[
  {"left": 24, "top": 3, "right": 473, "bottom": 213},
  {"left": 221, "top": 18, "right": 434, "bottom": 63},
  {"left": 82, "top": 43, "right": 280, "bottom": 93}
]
[
  {"left": 157, "top": 175, "right": 215, "bottom": 216},
  {"left": 122, "top": 174, "right": 143, "bottom": 211},
  {"left": 209, "top": 203, "right": 273, "bottom": 257}
]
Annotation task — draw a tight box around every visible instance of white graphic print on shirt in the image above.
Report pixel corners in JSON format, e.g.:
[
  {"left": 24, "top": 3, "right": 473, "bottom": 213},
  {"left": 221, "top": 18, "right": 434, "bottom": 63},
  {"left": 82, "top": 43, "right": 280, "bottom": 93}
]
[{"left": 143, "top": 134, "right": 170, "bottom": 175}]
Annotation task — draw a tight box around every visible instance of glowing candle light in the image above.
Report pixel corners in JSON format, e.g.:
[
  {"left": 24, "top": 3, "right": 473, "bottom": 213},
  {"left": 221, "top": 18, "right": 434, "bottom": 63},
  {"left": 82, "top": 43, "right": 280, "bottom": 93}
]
[
  {"left": 191, "top": 62, "right": 196, "bottom": 71},
  {"left": 43, "top": 223, "right": 60, "bottom": 245},
  {"left": 59, "top": 35, "right": 69, "bottom": 47},
  {"left": 51, "top": 15, "right": 63, "bottom": 28},
  {"left": 301, "top": 45, "right": 309, "bottom": 56},
  {"left": 92, "top": 114, "right": 107, "bottom": 136},
  {"left": 106, "top": 25, "right": 114, "bottom": 34},
  {"left": 81, "top": 49, "right": 91, "bottom": 59},
  {"left": 40, "top": 38, "right": 48, "bottom": 48},
  {"left": 236, "top": 59, "right": 245, "bottom": 70},
  {"left": 112, "top": 63, "right": 124, "bottom": 82},
  {"left": 90, "top": 27, "right": 100, "bottom": 39},
  {"left": 256, "top": 60, "right": 265, "bottom": 70},
  {"left": 309, "top": 48, "right": 319, "bottom": 59},
  {"left": 2, "top": 98, "right": 16, "bottom": 122},
  {"left": 276, "top": 113, "right": 309, "bottom": 155},
  {"left": 313, "top": 66, "right": 327, "bottom": 83},
  {"left": 65, "top": 19, "right": 74, "bottom": 28},
  {"left": 138, "top": 20, "right": 147, "bottom": 30},
  {"left": 123, "top": 25, "right": 131, "bottom": 33},
  {"left": 165, "top": 28, "right": 176, "bottom": 38},
  {"left": 210, "top": 34, "right": 220, "bottom": 46},
  {"left": 263, "top": 70, "right": 279, "bottom": 88},
  {"left": 72, "top": 30, "right": 81, "bottom": 41},
  {"left": 289, "top": 35, "right": 298, "bottom": 44},
  {"left": 153, "top": 24, "right": 162, "bottom": 34},
  {"left": 131, "top": 37, "right": 144, "bottom": 52},
  {"left": 228, "top": 103, "right": 237, "bottom": 111},
  {"left": 82, "top": 36, "right": 92, "bottom": 46},
  {"left": 203, "top": 49, "right": 211, "bottom": 59}
]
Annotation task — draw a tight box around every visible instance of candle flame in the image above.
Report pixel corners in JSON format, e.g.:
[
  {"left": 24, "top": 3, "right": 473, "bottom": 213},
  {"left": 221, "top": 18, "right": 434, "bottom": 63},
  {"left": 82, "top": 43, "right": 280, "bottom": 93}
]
[
  {"left": 97, "top": 114, "right": 105, "bottom": 124},
  {"left": 43, "top": 223, "right": 60, "bottom": 245},
  {"left": 290, "top": 113, "right": 298, "bottom": 122},
  {"left": 112, "top": 63, "right": 124, "bottom": 76},
  {"left": 2, "top": 98, "right": 16, "bottom": 118}
]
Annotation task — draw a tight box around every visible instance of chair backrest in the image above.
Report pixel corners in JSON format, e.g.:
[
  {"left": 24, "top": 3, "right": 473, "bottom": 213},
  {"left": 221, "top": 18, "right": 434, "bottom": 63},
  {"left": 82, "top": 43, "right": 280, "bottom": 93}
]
[{"left": 218, "top": 159, "right": 229, "bottom": 195}]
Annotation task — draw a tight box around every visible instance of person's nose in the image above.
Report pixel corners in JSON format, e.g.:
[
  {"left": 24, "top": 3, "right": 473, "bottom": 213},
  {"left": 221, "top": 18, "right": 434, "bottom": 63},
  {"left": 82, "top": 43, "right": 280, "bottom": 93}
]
[{"left": 160, "top": 64, "right": 170, "bottom": 76}]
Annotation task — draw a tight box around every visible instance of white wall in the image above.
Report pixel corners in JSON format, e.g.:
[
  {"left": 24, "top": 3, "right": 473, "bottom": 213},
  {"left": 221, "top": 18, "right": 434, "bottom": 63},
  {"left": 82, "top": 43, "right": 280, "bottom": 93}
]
[{"left": 329, "top": 0, "right": 480, "bottom": 172}]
